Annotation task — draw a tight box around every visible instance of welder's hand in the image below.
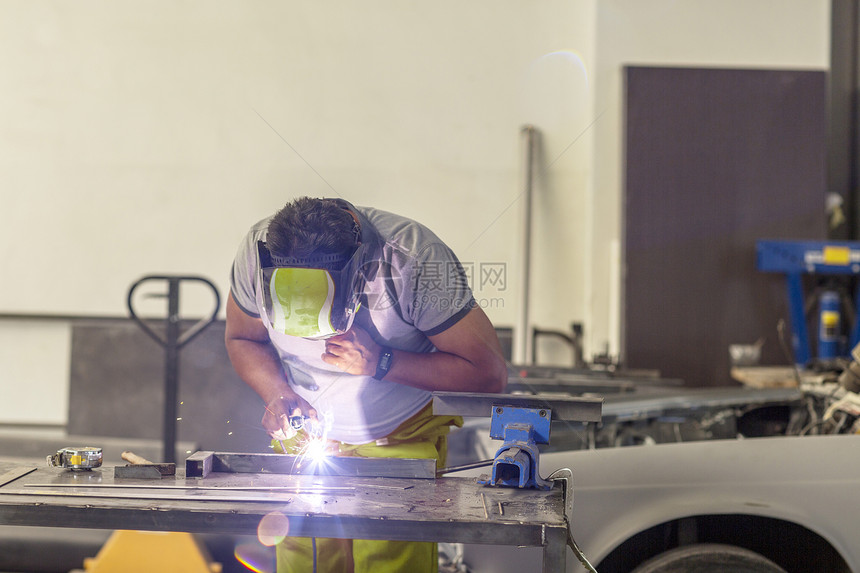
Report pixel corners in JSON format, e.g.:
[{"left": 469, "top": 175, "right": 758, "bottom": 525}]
[
  {"left": 263, "top": 392, "right": 317, "bottom": 440},
  {"left": 322, "top": 325, "right": 380, "bottom": 376}
]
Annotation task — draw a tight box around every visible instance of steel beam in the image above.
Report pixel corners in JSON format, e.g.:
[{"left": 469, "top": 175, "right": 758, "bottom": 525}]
[
  {"left": 432, "top": 391, "right": 602, "bottom": 423},
  {"left": 186, "top": 451, "right": 436, "bottom": 479}
]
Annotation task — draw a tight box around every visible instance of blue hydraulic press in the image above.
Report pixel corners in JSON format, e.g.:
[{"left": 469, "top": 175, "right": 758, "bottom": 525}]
[{"left": 757, "top": 240, "right": 860, "bottom": 366}]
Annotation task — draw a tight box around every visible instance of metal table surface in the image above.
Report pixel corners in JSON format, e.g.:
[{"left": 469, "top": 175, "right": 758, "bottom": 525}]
[{"left": 0, "top": 460, "right": 571, "bottom": 572}]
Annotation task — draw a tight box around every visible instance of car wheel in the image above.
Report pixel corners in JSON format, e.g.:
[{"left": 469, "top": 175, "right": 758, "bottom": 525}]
[{"left": 630, "top": 543, "right": 787, "bottom": 573}]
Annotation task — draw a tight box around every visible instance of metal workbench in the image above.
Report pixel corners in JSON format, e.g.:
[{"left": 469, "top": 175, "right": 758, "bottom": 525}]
[{"left": 0, "top": 459, "right": 573, "bottom": 572}]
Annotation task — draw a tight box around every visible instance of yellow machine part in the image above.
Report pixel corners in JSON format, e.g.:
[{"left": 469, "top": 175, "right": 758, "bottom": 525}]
[{"left": 76, "top": 530, "right": 222, "bottom": 573}]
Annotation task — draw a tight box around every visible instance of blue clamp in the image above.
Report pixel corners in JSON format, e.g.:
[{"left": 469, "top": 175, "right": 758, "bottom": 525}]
[{"left": 478, "top": 405, "right": 553, "bottom": 490}]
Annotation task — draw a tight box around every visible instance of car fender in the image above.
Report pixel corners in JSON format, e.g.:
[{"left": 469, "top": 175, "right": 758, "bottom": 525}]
[{"left": 538, "top": 434, "right": 860, "bottom": 568}]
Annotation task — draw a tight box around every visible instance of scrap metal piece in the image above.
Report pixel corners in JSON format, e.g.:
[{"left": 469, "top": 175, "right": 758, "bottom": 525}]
[
  {"left": 0, "top": 466, "right": 37, "bottom": 488},
  {"left": 114, "top": 464, "right": 176, "bottom": 479},
  {"left": 185, "top": 451, "right": 214, "bottom": 478},
  {"left": 114, "top": 450, "right": 175, "bottom": 479}
]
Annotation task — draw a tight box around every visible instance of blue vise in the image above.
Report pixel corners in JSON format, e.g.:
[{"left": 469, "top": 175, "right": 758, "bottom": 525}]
[{"left": 478, "top": 405, "right": 553, "bottom": 490}]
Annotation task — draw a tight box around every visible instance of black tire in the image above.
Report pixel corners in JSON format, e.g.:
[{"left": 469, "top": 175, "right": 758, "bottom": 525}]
[{"left": 630, "top": 543, "right": 787, "bottom": 573}]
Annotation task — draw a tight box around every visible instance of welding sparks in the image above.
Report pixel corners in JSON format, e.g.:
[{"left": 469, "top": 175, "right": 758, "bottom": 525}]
[
  {"left": 302, "top": 437, "right": 329, "bottom": 462},
  {"left": 291, "top": 435, "right": 335, "bottom": 473},
  {"left": 288, "top": 411, "right": 336, "bottom": 473}
]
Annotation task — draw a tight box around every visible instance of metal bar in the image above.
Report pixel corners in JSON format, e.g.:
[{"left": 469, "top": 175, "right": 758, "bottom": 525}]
[
  {"left": 5, "top": 490, "right": 302, "bottom": 503},
  {"left": 0, "top": 503, "right": 555, "bottom": 548},
  {"left": 0, "top": 313, "right": 129, "bottom": 322},
  {"left": 0, "top": 467, "right": 36, "bottom": 488},
  {"left": 432, "top": 391, "right": 602, "bottom": 423},
  {"left": 505, "top": 379, "right": 636, "bottom": 396},
  {"left": 852, "top": 281, "right": 860, "bottom": 348},
  {"left": 185, "top": 450, "right": 213, "bottom": 477},
  {"left": 437, "top": 458, "right": 494, "bottom": 477},
  {"left": 22, "top": 484, "right": 358, "bottom": 492},
  {"left": 163, "top": 278, "right": 181, "bottom": 464},
  {"left": 600, "top": 387, "right": 803, "bottom": 423},
  {"left": 23, "top": 483, "right": 405, "bottom": 492},
  {"left": 189, "top": 451, "right": 436, "bottom": 479},
  {"left": 514, "top": 125, "right": 538, "bottom": 365},
  {"left": 786, "top": 272, "right": 809, "bottom": 365},
  {"left": 541, "top": 526, "right": 568, "bottom": 573}
]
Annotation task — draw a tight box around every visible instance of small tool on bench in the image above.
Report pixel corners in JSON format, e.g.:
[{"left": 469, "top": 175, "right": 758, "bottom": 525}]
[
  {"left": 114, "top": 451, "right": 176, "bottom": 479},
  {"left": 47, "top": 446, "right": 103, "bottom": 471}
]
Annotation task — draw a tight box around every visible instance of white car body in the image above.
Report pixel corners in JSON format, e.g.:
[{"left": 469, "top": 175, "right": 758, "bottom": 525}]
[{"left": 460, "top": 430, "right": 859, "bottom": 572}]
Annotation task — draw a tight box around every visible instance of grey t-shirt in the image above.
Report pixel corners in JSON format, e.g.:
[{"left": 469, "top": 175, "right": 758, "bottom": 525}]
[{"left": 230, "top": 204, "right": 475, "bottom": 443}]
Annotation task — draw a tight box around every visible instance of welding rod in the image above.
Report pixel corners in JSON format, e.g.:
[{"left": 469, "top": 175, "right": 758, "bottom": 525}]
[{"left": 436, "top": 458, "right": 494, "bottom": 477}]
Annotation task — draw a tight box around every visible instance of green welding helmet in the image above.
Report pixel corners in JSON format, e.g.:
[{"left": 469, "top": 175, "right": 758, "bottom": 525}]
[{"left": 258, "top": 241, "right": 366, "bottom": 340}]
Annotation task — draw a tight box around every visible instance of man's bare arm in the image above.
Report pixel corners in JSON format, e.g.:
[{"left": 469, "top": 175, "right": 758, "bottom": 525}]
[
  {"left": 224, "top": 293, "right": 316, "bottom": 433},
  {"left": 322, "top": 306, "right": 507, "bottom": 393}
]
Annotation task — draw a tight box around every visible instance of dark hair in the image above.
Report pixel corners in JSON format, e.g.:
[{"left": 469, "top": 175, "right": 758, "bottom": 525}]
[{"left": 266, "top": 197, "right": 359, "bottom": 263}]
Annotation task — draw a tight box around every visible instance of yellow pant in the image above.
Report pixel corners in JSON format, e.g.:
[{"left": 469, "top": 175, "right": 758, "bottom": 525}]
[{"left": 273, "top": 403, "right": 462, "bottom": 573}]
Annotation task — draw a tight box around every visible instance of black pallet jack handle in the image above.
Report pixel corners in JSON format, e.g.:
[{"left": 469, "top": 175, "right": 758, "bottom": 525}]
[{"left": 127, "top": 275, "right": 221, "bottom": 463}]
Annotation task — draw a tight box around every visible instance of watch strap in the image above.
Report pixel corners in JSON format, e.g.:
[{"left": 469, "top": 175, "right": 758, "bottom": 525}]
[{"left": 374, "top": 347, "right": 394, "bottom": 380}]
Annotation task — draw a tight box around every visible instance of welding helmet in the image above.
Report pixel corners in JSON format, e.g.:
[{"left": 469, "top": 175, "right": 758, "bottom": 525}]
[{"left": 258, "top": 241, "right": 366, "bottom": 339}]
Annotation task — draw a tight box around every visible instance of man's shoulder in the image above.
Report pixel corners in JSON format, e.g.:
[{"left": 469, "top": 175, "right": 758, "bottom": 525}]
[
  {"left": 248, "top": 216, "right": 272, "bottom": 236},
  {"left": 240, "top": 217, "right": 272, "bottom": 246},
  {"left": 357, "top": 206, "right": 444, "bottom": 255},
  {"left": 232, "top": 217, "right": 271, "bottom": 267}
]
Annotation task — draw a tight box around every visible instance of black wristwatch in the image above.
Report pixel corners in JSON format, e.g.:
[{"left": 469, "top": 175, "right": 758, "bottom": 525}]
[{"left": 374, "top": 347, "right": 394, "bottom": 380}]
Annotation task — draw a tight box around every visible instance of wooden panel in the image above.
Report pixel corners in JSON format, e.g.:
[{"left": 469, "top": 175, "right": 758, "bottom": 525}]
[{"left": 623, "top": 67, "right": 827, "bottom": 386}]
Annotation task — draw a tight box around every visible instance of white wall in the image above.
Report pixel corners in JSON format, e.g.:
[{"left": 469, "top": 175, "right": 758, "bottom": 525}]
[
  {"left": 0, "top": 1, "right": 590, "bottom": 322},
  {"left": 0, "top": 1, "right": 831, "bottom": 424},
  {"left": 0, "top": 320, "right": 69, "bottom": 425}
]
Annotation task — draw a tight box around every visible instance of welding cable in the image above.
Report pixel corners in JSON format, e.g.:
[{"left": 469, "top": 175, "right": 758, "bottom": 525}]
[{"left": 547, "top": 468, "right": 599, "bottom": 573}]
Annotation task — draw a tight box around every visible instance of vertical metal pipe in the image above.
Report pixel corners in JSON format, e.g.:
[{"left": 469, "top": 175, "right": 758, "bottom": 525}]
[
  {"left": 163, "top": 278, "right": 181, "bottom": 464},
  {"left": 514, "top": 125, "right": 537, "bottom": 365}
]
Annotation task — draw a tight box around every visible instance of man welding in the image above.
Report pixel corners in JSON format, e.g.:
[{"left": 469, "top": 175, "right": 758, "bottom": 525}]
[{"left": 225, "top": 196, "right": 507, "bottom": 573}]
